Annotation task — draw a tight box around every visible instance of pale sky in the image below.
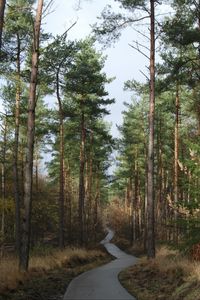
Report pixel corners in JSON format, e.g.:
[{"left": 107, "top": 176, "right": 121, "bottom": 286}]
[
  {"left": 43, "top": 0, "right": 150, "bottom": 137},
  {"left": 0, "top": 0, "right": 171, "bottom": 174}
]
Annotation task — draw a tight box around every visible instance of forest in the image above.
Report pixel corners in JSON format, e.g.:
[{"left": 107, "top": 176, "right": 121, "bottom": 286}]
[{"left": 0, "top": 0, "right": 200, "bottom": 299}]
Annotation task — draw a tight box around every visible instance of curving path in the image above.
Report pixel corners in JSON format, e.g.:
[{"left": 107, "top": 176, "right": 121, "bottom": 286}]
[{"left": 63, "top": 229, "right": 137, "bottom": 300}]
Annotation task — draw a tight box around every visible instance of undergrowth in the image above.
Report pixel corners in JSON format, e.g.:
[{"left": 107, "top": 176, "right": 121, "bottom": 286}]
[
  {"left": 120, "top": 246, "right": 200, "bottom": 300},
  {"left": 0, "top": 246, "right": 107, "bottom": 297}
]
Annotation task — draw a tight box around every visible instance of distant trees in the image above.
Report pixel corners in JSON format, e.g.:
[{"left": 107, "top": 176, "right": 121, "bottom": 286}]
[
  {"left": 64, "top": 39, "right": 114, "bottom": 244},
  {"left": 0, "top": 0, "right": 115, "bottom": 269},
  {"left": 109, "top": 0, "right": 200, "bottom": 256},
  {"left": 0, "top": 0, "right": 199, "bottom": 272},
  {"left": 2, "top": 0, "right": 34, "bottom": 256},
  {"left": 41, "top": 36, "right": 77, "bottom": 248}
]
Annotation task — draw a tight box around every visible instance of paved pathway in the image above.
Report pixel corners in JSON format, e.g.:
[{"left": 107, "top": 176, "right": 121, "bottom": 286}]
[{"left": 63, "top": 229, "right": 137, "bottom": 300}]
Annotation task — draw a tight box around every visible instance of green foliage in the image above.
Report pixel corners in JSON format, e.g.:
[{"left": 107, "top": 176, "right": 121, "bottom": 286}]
[
  {"left": 177, "top": 216, "right": 200, "bottom": 254},
  {"left": 115, "top": 0, "right": 146, "bottom": 10}
]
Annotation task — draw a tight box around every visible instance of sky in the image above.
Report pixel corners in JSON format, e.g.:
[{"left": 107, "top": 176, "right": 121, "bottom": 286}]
[
  {"left": 0, "top": 0, "right": 171, "bottom": 175},
  {"left": 43, "top": 0, "right": 150, "bottom": 138}
]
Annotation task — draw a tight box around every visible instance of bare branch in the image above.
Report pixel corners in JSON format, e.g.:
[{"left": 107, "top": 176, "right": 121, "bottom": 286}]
[
  {"left": 140, "top": 70, "right": 149, "bottom": 81},
  {"left": 61, "top": 19, "right": 78, "bottom": 40},
  {"left": 136, "top": 41, "right": 150, "bottom": 52},
  {"left": 121, "top": 15, "right": 150, "bottom": 27},
  {"left": 131, "top": 27, "right": 150, "bottom": 41},
  {"left": 42, "top": 0, "right": 54, "bottom": 18},
  {"left": 128, "top": 43, "right": 150, "bottom": 60}
]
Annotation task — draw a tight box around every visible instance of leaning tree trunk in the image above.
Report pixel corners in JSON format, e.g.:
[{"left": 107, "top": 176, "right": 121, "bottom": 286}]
[
  {"left": 147, "top": 0, "right": 155, "bottom": 259},
  {"left": 20, "top": 0, "right": 43, "bottom": 271},
  {"left": 0, "top": 0, "right": 6, "bottom": 50},
  {"left": 14, "top": 33, "right": 21, "bottom": 255},
  {"left": 79, "top": 108, "right": 86, "bottom": 245}
]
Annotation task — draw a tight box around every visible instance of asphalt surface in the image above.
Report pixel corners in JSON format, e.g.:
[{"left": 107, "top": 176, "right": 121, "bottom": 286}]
[{"left": 63, "top": 229, "right": 137, "bottom": 300}]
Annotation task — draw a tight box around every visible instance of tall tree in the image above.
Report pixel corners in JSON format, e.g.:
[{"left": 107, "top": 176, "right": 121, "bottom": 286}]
[
  {"left": 2, "top": 0, "right": 34, "bottom": 255},
  {"left": 41, "top": 37, "right": 77, "bottom": 248},
  {"left": 93, "top": 0, "right": 157, "bottom": 258},
  {"left": 64, "top": 38, "right": 114, "bottom": 244},
  {"left": 20, "top": 0, "right": 43, "bottom": 271},
  {"left": 147, "top": 0, "right": 155, "bottom": 258}
]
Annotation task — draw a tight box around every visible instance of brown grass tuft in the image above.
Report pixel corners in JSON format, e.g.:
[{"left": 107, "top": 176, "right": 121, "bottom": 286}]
[
  {"left": 120, "top": 246, "right": 200, "bottom": 300},
  {"left": 0, "top": 248, "right": 106, "bottom": 294},
  {"left": 0, "top": 256, "right": 25, "bottom": 292},
  {"left": 154, "top": 246, "right": 200, "bottom": 282}
]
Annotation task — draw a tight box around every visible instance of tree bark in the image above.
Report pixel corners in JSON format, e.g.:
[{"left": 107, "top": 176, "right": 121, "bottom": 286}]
[
  {"left": 34, "top": 140, "right": 39, "bottom": 192},
  {"left": 13, "top": 33, "right": 21, "bottom": 256},
  {"left": 94, "top": 171, "right": 100, "bottom": 243},
  {"left": 79, "top": 108, "right": 86, "bottom": 245},
  {"left": 86, "top": 130, "right": 93, "bottom": 240},
  {"left": 56, "top": 71, "right": 65, "bottom": 248},
  {"left": 147, "top": 0, "right": 155, "bottom": 259},
  {"left": 20, "top": 0, "right": 43, "bottom": 271},
  {"left": 174, "top": 83, "right": 179, "bottom": 242},
  {"left": 65, "top": 162, "right": 71, "bottom": 242},
  {"left": 0, "top": 0, "right": 6, "bottom": 50},
  {"left": 1, "top": 117, "right": 7, "bottom": 257}
]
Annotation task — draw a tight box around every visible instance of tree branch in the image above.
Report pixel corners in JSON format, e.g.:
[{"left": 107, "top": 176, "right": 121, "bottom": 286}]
[
  {"left": 128, "top": 43, "right": 150, "bottom": 60},
  {"left": 61, "top": 20, "right": 78, "bottom": 40},
  {"left": 140, "top": 70, "right": 149, "bottom": 82},
  {"left": 42, "top": 0, "right": 55, "bottom": 19}
]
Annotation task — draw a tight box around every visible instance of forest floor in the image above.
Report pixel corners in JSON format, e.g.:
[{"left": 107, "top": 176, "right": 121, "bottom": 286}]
[
  {"left": 0, "top": 245, "right": 111, "bottom": 300},
  {"left": 119, "top": 243, "right": 200, "bottom": 300}
]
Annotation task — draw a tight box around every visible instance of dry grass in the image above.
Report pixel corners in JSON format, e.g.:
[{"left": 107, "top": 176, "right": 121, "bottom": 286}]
[
  {"left": 191, "top": 263, "right": 200, "bottom": 281},
  {"left": 154, "top": 246, "right": 200, "bottom": 282},
  {"left": 120, "top": 246, "right": 200, "bottom": 300},
  {"left": 0, "top": 256, "right": 23, "bottom": 291},
  {"left": 0, "top": 247, "right": 106, "bottom": 294}
]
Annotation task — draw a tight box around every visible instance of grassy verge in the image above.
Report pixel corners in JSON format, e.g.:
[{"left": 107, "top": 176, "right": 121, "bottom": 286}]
[
  {"left": 0, "top": 246, "right": 111, "bottom": 300},
  {"left": 119, "top": 246, "right": 200, "bottom": 300}
]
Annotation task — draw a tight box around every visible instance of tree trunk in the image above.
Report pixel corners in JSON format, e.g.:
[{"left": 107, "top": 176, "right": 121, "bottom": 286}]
[
  {"left": 174, "top": 83, "right": 179, "bottom": 242},
  {"left": 0, "top": 0, "right": 6, "bottom": 50},
  {"left": 79, "top": 109, "right": 86, "bottom": 245},
  {"left": 94, "top": 172, "right": 100, "bottom": 243},
  {"left": 35, "top": 142, "right": 39, "bottom": 192},
  {"left": 20, "top": 0, "right": 43, "bottom": 271},
  {"left": 20, "top": 140, "right": 24, "bottom": 199},
  {"left": 56, "top": 71, "right": 65, "bottom": 248},
  {"left": 86, "top": 130, "right": 93, "bottom": 241},
  {"left": 1, "top": 117, "right": 7, "bottom": 257},
  {"left": 65, "top": 162, "right": 72, "bottom": 242},
  {"left": 13, "top": 33, "right": 21, "bottom": 255},
  {"left": 147, "top": 0, "right": 155, "bottom": 259}
]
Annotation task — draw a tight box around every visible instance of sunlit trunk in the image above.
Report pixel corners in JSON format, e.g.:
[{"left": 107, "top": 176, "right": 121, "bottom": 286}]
[
  {"left": 56, "top": 71, "right": 65, "bottom": 248},
  {"left": 173, "top": 83, "right": 179, "bottom": 243},
  {"left": 1, "top": 118, "right": 7, "bottom": 257},
  {"left": 147, "top": 0, "right": 155, "bottom": 259},
  {"left": 14, "top": 33, "right": 21, "bottom": 255},
  {"left": 20, "top": 0, "right": 43, "bottom": 271},
  {"left": 79, "top": 109, "right": 86, "bottom": 245}
]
